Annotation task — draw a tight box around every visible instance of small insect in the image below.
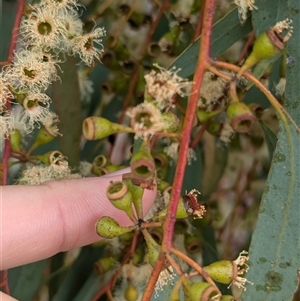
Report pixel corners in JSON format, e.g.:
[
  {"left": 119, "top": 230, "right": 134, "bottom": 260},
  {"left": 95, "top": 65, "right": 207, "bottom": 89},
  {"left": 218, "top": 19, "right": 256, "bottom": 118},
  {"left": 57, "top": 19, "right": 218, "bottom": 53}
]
[{"left": 182, "top": 189, "right": 206, "bottom": 219}]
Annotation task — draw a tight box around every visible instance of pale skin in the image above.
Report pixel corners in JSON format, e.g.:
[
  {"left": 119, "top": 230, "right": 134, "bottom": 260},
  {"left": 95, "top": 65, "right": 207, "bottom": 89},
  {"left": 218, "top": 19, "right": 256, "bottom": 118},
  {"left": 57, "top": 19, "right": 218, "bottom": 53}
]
[{"left": 0, "top": 169, "right": 157, "bottom": 301}]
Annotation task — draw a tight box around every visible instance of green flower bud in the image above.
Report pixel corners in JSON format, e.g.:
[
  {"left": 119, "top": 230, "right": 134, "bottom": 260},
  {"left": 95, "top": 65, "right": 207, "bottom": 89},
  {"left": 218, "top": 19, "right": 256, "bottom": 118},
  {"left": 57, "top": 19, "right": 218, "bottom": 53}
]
[
  {"left": 197, "top": 109, "right": 222, "bottom": 124},
  {"left": 10, "top": 130, "right": 22, "bottom": 152},
  {"left": 161, "top": 112, "right": 180, "bottom": 133},
  {"left": 240, "top": 19, "right": 293, "bottom": 74},
  {"left": 124, "top": 281, "right": 139, "bottom": 301},
  {"left": 96, "top": 216, "right": 135, "bottom": 239},
  {"left": 226, "top": 102, "right": 255, "bottom": 133},
  {"left": 82, "top": 117, "right": 133, "bottom": 140},
  {"left": 106, "top": 181, "right": 136, "bottom": 222},
  {"left": 202, "top": 251, "right": 251, "bottom": 290},
  {"left": 142, "top": 230, "right": 161, "bottom": 267},
  {"left": 124, "top": 180, "right": 144, "bottom": 219},
  {"left": 184, "top": 233, "right": 201, "bottom": 254},
  {"left": 28, "top": 125, "right": 56, "bottom": 154},
  {"left": 182, "top": 278, "right": 219, "bottom": 301},
  {"left": 94, "top": 257, "right": 116, "bottom": 274}
]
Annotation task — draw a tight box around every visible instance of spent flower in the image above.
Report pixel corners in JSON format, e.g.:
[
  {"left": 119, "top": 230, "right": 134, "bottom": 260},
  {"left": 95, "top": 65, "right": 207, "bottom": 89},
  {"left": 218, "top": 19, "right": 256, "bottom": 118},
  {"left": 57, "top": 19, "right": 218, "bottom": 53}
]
[
  {"left": 234, "top": 0, "right": 257, "bottom": 23},
  {"left": 144, "top": 64, "right": 192, "bottom": 110}
]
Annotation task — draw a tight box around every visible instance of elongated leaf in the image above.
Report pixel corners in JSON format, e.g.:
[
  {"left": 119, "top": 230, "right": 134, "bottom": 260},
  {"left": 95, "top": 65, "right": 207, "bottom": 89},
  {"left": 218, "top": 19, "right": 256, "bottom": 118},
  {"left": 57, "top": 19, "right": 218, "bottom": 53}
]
[
  {"left": 243, "top": 1, "right": 300, "bottom": 300},
  {"left": 170, "top": 7, "right": 252, "bottom": 78}
]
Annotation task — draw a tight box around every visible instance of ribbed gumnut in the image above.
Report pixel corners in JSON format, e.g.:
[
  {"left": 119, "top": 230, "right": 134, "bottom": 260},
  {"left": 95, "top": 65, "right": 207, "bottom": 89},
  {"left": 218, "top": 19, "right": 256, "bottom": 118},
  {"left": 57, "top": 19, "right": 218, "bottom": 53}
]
[
  {"left": 220, "top": 295, "right": 237, "bottom": 301},
  {"left": 124, "top": 281, "right": 139, "bottom": 301},
  {"left": 34, "top": 150, "right": 64, "bottom": 166},
  {"left": 94, "top": 257, "right": 116, "bottom": 274},
  {"left": 182, "top": 278, "right": 219, "bottom": 301},
  {"left": 203, "top": 260, "right": 236, "bottom": 285},
  {"left": 106, "top": 181, "right": 136, "bottom": 222},
  {"left": 130, "top": 140, "right": 156, "bottom": 185},
  {"left": 96, "top": 216, "right": 135, "bottom": 239},
  {"left": 82, "top": 117, "right": 133, "bottom": 140},
  {"left": 92, "top": 154, "right": 110, "bottom": 175},
  {"left": 184, "top": 233, "right": 201, "bottom": 254},
  {"left": 10, "top": 130, "right": 22, "bottom": 152},
  {"left": 124, "top": 180, "right": 144, "bottom": 219},
  {"left": 226, "top": 102, "right": 255, "bottom": 133}
]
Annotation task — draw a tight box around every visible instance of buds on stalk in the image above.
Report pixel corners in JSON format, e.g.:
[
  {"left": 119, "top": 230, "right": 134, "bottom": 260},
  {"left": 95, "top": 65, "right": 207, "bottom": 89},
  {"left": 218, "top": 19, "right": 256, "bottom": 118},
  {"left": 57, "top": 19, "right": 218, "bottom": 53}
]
[
  {"left": 96, "top": 216, "right": 135, "bottom": 239},
  {"left": 83, "top": 116, "right": 133, "bottom": 140}
]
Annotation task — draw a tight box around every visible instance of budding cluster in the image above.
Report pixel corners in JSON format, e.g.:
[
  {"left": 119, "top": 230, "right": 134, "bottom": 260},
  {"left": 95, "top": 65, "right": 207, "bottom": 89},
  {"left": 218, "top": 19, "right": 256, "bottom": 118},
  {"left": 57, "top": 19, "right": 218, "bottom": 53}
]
[{"left": 0, "top": 0, "right": 105, "bottom": 142}]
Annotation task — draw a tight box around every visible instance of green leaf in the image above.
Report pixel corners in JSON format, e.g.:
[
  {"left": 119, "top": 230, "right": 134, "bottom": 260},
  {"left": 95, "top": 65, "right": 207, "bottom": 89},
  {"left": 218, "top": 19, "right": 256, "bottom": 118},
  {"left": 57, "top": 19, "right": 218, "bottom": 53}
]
[
  {"left": 259, "top": 121, "right": 277, "bottom": 161},
  {"left": 242, "top": 121, "right": 300, "bottom": 300},
  {"left": 9, "top": 260, "right": 48, "bottom": 301},
  {"left": 243, "top": 2, "right": 300, "bottom": 300},
  {"left": 170, "top": 7, "right": 252, "bottom": 78}
]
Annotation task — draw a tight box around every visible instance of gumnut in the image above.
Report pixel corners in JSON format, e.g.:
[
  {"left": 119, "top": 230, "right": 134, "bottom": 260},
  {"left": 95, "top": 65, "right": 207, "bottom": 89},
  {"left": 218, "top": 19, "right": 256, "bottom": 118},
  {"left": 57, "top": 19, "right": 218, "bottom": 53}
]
[
  {"left": 202, "top": 250, "right": 251, "bottom": 290},
  {"left": 206, "top": 120, "right": 222, "bottom": 136},
  {"left": 94, "top": 257, "right": 116, "bottom": 274},
  {"left": 226, "top": 101, "right": 255, "bottom": 133},
  {"left": 82, "top": 116, "right": 133, "bottom": 140},
  {"left": 106, "top": 35, "right": 130, "bottom": 61},
  {"left": 142, "top": 229, "right": 163, "bottom": 268},
  {"left": 130, "top": 140, "right": 156, "bottom": 184},
  {"left": 239, "top": 19, "right": 293, "bottom": 74},
  {"left": 96, "top": 216, "right": 135, "bottom": 239},
  {"left": 124, "top": 281, "right": 139, "bottom": 301},
  {"left": 34, "top": 150, "right": 64, "bottom": 166},
  {"left": 184, "top": 233, "right": 201, "bottom": 254},
  {"left": 247, "top": 103, "right": 264, "bottom": 119},
  {"left": 149, "top": 227, "right": 163, "bottom": 244},
  {"left": 106, "top": 181, "right": 137, "bottom": 222},
  {"left": 181, "top": 278, "right": 219, "bottom": 301}
]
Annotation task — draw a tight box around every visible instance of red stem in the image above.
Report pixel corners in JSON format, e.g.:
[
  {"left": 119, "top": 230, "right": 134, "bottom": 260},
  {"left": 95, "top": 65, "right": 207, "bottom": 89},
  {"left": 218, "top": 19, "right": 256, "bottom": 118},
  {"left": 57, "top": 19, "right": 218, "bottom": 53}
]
[
  {"left": 162, "top": 0, "right": 216, "bottom": 250},
  {"left": 1, "top": 0, "right": 25, "bottom": 294}
]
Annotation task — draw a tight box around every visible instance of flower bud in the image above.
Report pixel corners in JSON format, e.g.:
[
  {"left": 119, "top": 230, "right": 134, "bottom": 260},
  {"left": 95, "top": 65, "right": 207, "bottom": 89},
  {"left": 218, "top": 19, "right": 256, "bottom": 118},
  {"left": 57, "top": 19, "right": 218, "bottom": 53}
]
[
  {"left": 202, "top": 251, "right": 251, "bottom": 290},
  {"left": 124, "top": 281, "right": 139, "bottom": 301},
  {"left": 226, "top": 102, "right": 255, "bottom": 133},
  {"left": 182, "top": 278, "right": 219, "bottom": 301},
  {"left": 184, "top": 234, "right": 201, "bottom": 254},
  {"left": 106, "top": 181, "right": 136, "bottom": 222},
  {"left": 10, "top": 130, "right": 22, "bottom": 152},
  {"left": 206, "top": 120, "right": 222, "bottom": 136},
  {"left": 28, "top": 125, "right": 56, "bottom": 154},
  {"left": 83, "top": 117, "right": 133, "bottom": 140},
  {"left": 240, "top": 19, "right": 293, "bottom": 74},
  {"left": 94, "top": 257, "right": 116, "bottom": 274},
  {"left": 96, "top": 216, "right": 135, "bottom": 239},
  {"left": 197, "top": 109, "right": 221, "bottom": 124},
  {"left": 161, "top": 112, "right": 180, "bottom": 133},
  {"left": 142, "top": 230, "right": 161, "bottom": 268},
  {"left": 124, "top": 180, "right": 144, "bottom": 219}
]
